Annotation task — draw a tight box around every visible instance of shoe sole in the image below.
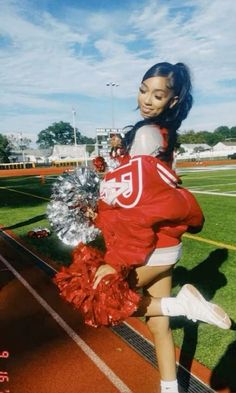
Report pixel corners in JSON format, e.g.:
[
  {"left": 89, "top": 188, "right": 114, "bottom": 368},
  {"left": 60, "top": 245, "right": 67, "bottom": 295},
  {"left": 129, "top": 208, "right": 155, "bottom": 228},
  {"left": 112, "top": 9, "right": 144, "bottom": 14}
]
[{"left": 183, "top": 284, "right": 231, "bottom": 330}]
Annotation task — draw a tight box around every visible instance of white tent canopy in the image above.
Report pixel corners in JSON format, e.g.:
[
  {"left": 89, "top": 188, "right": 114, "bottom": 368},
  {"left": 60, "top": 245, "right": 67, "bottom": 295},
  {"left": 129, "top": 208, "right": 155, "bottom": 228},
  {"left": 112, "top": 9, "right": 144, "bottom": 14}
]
[{"left": 50, "top": 144, "right": 87, "bottom": 161}]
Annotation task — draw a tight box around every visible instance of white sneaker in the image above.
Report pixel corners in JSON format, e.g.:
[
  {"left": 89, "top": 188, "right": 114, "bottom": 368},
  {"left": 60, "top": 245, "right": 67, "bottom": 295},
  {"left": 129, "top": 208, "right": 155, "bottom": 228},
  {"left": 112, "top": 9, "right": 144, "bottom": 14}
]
[{"left": 177, "top": 284, "right": 231, "bottom": 330}]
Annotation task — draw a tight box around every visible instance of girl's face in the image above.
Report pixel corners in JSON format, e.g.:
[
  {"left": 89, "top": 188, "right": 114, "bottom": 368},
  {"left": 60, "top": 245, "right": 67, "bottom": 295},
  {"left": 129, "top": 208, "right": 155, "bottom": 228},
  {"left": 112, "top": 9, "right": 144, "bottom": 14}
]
[
  {"left": 138, "top": 76, "right": 177, "bottom": 118},
  {"left": 111, "top": 135, "right": 121, "bottom": 147}
]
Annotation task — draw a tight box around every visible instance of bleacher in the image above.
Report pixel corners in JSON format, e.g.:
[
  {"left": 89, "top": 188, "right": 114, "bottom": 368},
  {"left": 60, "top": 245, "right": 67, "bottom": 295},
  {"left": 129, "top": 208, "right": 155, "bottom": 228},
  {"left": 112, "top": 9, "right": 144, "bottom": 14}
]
[{"left": 0, "top": 162, "right": 35, "bottom": 170}]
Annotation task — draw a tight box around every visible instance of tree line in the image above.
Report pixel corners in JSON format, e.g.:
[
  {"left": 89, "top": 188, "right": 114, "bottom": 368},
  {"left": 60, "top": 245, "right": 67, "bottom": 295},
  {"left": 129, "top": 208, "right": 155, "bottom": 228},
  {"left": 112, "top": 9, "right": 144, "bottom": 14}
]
[
  {"left": 0, "top": 122, "right": 235, "bottom": 163},
  {"left": 178, "top": 126, "right": 236, "bottom": 146}
]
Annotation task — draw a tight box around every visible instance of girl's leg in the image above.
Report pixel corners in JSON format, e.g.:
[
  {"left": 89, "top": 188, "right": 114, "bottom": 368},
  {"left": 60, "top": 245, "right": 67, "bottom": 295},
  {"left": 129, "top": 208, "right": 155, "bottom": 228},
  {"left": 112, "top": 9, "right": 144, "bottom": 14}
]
[
  {"left": 130, "top": 265, "right": 231, "bottom": 326},
  {"left": 145, "top": 270, "right": 177, "bottom": 383},
  {"left": 129, "top": 264, "right": 231, "bottom": 391},
  {"left": 129, "top": 264, "right": 171, "bottom": 317},
  {"left": 129, "top": 265, "right": 179, "bottom": 392}
]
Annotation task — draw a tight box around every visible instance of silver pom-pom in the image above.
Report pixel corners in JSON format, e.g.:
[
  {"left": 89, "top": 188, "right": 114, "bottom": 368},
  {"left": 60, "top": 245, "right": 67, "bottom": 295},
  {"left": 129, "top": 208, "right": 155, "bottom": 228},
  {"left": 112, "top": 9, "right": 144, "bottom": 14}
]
[
  {"left": 105, "top": 157, "right": 121, "bottom": 171},
  {"left": 47, "top": 167, "right": 101, "bottom": 246}
]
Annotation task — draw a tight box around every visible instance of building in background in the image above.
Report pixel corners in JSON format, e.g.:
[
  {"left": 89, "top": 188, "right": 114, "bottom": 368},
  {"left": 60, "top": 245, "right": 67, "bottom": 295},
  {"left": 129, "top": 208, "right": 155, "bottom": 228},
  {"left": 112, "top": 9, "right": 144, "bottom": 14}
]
[
  {"left": 212, "top": 141, "right": 236, "bottom": 157},
  {"left": 10, "top": 148, "right": 52, "bottom": 164},
  {"left": 177, "top": 142, "right": 236, "bottom": 161},
  {"left": 9, "top": 145, "right": 91, "bottom": 165},
  {"left": 49, "top": 144, "right": 93, "bottom": 165},
  {"left": 50, "top": 144, "right": 86, "bottom": 161}
]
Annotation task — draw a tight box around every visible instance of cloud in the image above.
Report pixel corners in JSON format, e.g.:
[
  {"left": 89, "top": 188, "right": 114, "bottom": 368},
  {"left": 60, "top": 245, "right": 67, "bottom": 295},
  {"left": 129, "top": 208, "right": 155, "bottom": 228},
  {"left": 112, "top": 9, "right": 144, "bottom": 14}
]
[
  {"left": 182, "top": 101, "right": 236, "bottom": 132},
  {"left": 130, "top": 0, "right": 236, "bottom": 95},
  {"left": 0, "top": 0, "right": 235, "bottom": 144}
]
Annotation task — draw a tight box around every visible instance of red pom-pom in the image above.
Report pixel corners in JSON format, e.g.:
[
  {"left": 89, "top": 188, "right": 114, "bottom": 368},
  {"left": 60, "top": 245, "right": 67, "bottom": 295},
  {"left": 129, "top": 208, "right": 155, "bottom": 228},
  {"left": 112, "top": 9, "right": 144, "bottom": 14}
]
[
  {"left": 54, "top": 243, "right": 140, "bottom": 327},
  {"left": 92, "top": 156, "right": 107, "bottom": 173},
  {"left": 27, "top": 227, "right": 51, "bottom": 239}
]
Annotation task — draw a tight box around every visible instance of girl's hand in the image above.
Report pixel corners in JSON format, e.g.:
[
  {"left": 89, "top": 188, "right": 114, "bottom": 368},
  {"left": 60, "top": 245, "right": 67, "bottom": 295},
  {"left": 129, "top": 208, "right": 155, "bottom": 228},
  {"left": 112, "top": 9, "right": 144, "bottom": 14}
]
[
  {"left": 93, "top": 264, "right": 117, "bottom": 289},
  {"left": 84, "top": 207, "right": 97, "bottom": 221}
]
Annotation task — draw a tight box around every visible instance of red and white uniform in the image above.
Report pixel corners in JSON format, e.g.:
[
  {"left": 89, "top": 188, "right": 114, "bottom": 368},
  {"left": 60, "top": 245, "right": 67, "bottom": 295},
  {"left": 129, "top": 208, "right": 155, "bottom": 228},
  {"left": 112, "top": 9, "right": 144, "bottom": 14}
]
[
  {"left": 129, "top": 124, "right": 202, "bottom": 265},
  {"left": 97, "top": 125, "right": 204, "bottom": 266},
  {"left": 54, "top": 125, "right": 204, "bottom": 327},
  {"left": 95, "top": 154, "right": 204, "bottom": 272}
]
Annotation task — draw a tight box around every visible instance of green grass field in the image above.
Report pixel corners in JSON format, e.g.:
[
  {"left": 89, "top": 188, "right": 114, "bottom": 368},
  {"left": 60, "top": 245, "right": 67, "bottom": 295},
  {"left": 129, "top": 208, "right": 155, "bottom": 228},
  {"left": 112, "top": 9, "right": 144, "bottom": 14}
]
[{"left": 0, "top": 167, "right": 236, "bottom": 372}]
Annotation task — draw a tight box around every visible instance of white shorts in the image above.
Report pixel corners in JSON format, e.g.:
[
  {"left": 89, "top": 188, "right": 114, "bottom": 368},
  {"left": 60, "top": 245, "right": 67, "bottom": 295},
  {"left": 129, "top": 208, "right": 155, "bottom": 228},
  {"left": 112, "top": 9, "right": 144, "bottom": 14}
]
[{"left": 145, "top": 243, "right": 182, "bottom": 266}]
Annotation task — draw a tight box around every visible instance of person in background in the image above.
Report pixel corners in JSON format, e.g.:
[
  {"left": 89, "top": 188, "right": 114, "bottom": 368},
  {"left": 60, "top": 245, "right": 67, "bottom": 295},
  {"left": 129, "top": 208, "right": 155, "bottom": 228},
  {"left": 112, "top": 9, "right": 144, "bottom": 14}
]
[{"left": 110, "top": 134, "right": 123, "bottom": 158}]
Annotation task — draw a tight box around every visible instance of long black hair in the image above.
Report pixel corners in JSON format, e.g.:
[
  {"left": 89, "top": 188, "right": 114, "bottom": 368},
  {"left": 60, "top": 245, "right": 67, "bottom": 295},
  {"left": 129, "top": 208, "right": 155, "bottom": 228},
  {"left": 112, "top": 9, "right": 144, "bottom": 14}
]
[{"left": 123, "top": 62, "right": 193, "bottom": 161}]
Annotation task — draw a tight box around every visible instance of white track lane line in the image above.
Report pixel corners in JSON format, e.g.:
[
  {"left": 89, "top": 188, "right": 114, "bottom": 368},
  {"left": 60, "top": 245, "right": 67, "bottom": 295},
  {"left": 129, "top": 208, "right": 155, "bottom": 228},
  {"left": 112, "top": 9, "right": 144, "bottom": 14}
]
[
  {"left": 0, "top": 230, "right": 58, "bottom": 274},
  {"left": 0, "top": 254, "right": 132, "bottom": 393}
]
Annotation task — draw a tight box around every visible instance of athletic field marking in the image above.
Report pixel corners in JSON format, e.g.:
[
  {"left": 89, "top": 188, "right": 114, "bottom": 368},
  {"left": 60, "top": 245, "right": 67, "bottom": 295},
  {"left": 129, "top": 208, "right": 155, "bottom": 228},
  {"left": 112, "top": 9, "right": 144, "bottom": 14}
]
[
  {"left": 0, "top": 254, "right": 132, "bottom": 393},
  {"left": 0, "top": 186, "right": 50, "bottom": 201},
  {"left": 184, "top": 234, "right": 236, "bottom": 251},
  {"left": 179, "top": 173, "right": 236, "bottom": 180},
  {"left": 188, "top": 182, "right": 236, "bottom": 189},
  {"left": 0, "top": 230, "right": 58, "bottom": 274},
  {"left": 1, "top": 187, "right": 235, "bottom": 250},
  {"left": 192, "top": 190, "right": 236, "bottom": 197},
  {"left": 194, "top": 189, "right": 220, "bottom": 192}
]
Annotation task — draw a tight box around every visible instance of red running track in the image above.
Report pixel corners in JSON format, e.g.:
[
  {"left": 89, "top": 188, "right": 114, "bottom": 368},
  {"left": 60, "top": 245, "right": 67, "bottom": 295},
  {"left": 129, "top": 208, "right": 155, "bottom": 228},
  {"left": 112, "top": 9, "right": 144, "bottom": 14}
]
[
  {"left": 0, "top": 235, "right": 162, "bottom": 393},
  {"left": 0, "top": 232, "right": 229, "bottom": 393}
]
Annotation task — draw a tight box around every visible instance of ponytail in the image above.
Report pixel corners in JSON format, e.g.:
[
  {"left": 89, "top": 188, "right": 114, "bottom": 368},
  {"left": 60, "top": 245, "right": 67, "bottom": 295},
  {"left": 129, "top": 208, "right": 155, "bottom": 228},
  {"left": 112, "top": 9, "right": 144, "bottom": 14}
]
[{"left": 172, "top": 62, "right": 193, "bottom": 123}]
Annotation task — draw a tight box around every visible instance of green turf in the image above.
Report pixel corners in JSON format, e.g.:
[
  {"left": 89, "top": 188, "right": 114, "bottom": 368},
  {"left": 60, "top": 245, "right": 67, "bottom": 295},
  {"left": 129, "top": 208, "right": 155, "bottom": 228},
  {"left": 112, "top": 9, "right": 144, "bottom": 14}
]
[
  {"left": 171, "top": 239, "right": 236, "bottom": 369},
  {"left": 0, "top": 169, "right": 236, "bottom": 371}
]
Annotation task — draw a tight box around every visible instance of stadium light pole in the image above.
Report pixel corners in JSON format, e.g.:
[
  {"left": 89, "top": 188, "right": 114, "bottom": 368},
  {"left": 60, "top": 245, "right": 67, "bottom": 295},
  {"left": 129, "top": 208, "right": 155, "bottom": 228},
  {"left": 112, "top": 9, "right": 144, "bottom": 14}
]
[
  {"left": 72, "top": 108, "right": 77, "bottom": 146},
  {"left": 72, "top": 108, "right": 80, "bottom": 167},
  {"left": 19, "top": 132, "right": 25, "bottom": 168},
  {"left": 106, "top": 82, "right": 119, "bottom": 128}
]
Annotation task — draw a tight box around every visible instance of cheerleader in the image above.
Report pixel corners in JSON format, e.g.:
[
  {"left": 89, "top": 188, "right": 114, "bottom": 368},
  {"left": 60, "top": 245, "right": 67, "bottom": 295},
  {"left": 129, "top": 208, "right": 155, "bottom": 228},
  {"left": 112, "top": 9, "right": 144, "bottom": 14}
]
[{"left": 55, "top": 62, "right": 231, "bottom": 393}]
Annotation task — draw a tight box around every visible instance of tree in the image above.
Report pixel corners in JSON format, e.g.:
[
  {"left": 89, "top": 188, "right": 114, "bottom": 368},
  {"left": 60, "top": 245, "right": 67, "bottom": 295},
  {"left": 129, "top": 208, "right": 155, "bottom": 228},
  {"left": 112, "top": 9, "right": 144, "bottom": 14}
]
[
  {"left": 199, "top": 131, "right": 216, "bottom": 146},
  {"left": 193, "top": 146, "right": 207, "bottom": 153},
  {"left": 0, "top": 134, "right": 12, "bottom": 163},
  {"left": 7, "top": 134, "right": 32, "bottom": 150},
  {"left": 179, "top": 130, "right": 200, "bottom": 144},
  {"left": 36, "top": 121, "right": 95, "bottom": 148},
  {"left": 214, "top": 126, "right": 230, "bottom": 137},
  {"left": 179, "top": 126, "right": 236, "bottom": 146},
  {"left": 229, "top": 126, "right": 236, "bottom": 140},
  {"left": 86, "top": 144, "right": 95, "bottom": 155},
  {"left": 210, "top": 126, "right": 230, "bottom": 145},
  {"left": 177, "top": 146, "right": 186, "bottom": 155}
]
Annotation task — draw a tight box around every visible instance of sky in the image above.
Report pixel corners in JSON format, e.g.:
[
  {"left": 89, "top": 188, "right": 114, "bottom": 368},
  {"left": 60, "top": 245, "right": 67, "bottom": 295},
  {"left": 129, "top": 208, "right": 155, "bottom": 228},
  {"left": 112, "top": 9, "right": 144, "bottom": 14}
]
[{"left": 0, "top": 0, "right": 236, "bottom": 146}]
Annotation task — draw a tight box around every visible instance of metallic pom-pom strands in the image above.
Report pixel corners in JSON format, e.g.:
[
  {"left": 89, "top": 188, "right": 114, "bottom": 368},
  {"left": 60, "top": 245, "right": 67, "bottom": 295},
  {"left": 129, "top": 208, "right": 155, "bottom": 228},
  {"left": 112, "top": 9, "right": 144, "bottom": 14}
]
[
  {"left": 47, "top": 167, "right": 101, "bottom": 246},
  {"left": 105, "top": 157, "right": 121, "bottom": 171}
]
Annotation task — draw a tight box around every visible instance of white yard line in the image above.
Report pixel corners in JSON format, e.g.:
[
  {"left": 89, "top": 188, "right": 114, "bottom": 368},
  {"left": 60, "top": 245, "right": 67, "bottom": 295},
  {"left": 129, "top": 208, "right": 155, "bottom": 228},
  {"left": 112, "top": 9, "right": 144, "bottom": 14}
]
[
  {"left": 178, "top": 173, "right": 236, "bottom": 179},
  {"left": 177, "top": 165, "right": 236, "bottom": 174},
  {"left": 190, "top": 189, "right": 220, "bottom": 192},
  {"left": 0, "top": 253, "right": 132, "bottom": 393},
  {"left": 189, "top": 182, "right": 236, "bottom": 189},
  {"left": 0, "top": 186, "right": 49, "bottom": 201},
  {"left": 192, "top": 190, "right": 236, "bottom": 197}
]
